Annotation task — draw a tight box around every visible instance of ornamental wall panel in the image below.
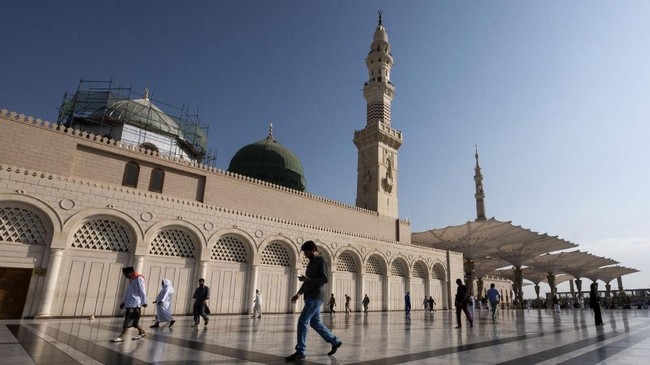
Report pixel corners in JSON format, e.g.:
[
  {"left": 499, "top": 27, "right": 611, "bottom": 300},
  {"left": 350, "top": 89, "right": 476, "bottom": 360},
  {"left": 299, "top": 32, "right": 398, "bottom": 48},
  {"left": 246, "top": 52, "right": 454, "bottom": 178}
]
[
  {"left": 207, "top": 262, "right": 248, "bottom": 314},
  {"left": 362, "top": 274, "right": 383, "bottom": 311},
  {"left": 257, "top": 267, "right": 292, "bottom": 313},
  {"left": 388, "top": 277, "right": 406, "bottom": 311},
  {"left": 334, "top": 272, "right": 356, "bottom": 312},
  {"left": 258, "top": 241, "right": 293, "bottom": 313},
  {"left": 57, "top": 250, "right": 129, "bottom": 317},
  {"left": 143, "top": 256, "right": 195, "bottom": 315}
]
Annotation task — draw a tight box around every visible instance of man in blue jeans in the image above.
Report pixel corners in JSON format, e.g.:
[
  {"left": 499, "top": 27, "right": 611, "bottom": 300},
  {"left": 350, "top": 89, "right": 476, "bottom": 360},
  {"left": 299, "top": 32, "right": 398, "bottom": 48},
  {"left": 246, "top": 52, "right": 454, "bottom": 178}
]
[{"left": 286, "top": 240, "right": 343, "bottom": 361}]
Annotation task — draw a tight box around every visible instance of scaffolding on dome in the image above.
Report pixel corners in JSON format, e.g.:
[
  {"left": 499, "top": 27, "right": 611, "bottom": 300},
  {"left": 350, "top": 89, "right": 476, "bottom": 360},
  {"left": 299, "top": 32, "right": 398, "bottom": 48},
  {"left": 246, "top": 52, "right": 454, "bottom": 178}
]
[{"left": 56, "top": 79, "right": 217, "bottom": 167}]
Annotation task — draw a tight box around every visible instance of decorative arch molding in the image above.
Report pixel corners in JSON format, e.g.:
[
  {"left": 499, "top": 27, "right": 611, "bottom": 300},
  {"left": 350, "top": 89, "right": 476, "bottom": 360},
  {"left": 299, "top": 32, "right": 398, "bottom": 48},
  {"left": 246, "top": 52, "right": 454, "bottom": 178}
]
[
  {"left": 0, "top": 194, "right": 61, "bottom": 248},
  {"left": 206, "top": 228, "right": 255, "bottom": 263},
  {"left": 412, "top": 260, "right": 430, "bottom": 280},
  {"left": 388, "top": 256, "right": 410, "bottom": 277},
  {"left": 305, "top": 239, "right": 332, "bottom": 269},
  {"left": 257, "top": 235, "right": 297, "bottom": 266},
  {"left": 334, "top": 249, "right": 363, "bottom": 273},
  {"left": 431, "top": 261, "right": 447, "bottom": 281},
  {"left": 364, "top": 252, "right": 388, "bottom": 275},
  {"left": 143, "top": 220, "right": 205, "bottom": 259},
  {"left": 0, "top": 193, "right": 62, "bottom": 233},
  {"left": 62, "top": 208, "right": 143, "bottom": 251}
]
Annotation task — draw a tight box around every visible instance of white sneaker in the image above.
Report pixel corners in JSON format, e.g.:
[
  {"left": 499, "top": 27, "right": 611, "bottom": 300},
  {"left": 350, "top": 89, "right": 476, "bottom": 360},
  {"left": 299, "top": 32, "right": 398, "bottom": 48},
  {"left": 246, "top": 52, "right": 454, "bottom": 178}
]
[{"left": 112, "top": 337, "right": 124, "bottom": 342}]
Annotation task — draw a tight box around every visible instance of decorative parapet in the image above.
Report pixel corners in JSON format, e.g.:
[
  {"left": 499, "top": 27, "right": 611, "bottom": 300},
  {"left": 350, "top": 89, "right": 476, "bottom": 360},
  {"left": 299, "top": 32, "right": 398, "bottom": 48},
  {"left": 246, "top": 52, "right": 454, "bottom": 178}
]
[
  {"left": 1, "top": 109, "right": 382, "bottom": 217},
  {"left": 0, "top": 163, "right": 427, "bottom": 250}
]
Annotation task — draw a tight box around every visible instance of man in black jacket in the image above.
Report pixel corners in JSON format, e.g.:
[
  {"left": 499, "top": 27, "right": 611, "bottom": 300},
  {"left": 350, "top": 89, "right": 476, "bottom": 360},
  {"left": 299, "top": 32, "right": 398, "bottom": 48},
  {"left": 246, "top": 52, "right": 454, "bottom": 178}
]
[
  {"left": 192, "top": 278, "right": 210, "bottom": 327},
  {"left": 454, "top": 278, "right": 473, "bottom": 328}
]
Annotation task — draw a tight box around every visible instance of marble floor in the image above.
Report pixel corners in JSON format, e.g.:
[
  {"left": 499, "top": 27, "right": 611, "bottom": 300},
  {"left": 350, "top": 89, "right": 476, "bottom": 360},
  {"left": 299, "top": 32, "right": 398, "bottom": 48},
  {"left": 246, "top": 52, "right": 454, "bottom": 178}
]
[{"left": 2, "top": 308, "right": 649, "bottom": 364}]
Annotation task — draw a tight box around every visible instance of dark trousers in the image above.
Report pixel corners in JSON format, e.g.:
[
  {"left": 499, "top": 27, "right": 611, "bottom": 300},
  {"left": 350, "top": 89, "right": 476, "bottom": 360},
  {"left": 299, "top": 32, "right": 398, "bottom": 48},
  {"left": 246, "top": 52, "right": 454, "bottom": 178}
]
[
  {"left": 193, "top": 301, "right": 208, "bottom": 324},
  {"left": 456, "top": 303, "right": 473, "bottom": 325}
]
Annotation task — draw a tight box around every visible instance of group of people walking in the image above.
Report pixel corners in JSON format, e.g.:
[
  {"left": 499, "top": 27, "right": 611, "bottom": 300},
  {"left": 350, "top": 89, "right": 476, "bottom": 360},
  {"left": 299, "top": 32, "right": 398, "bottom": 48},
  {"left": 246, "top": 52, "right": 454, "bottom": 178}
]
[
  {"left": 112, "top": 267, "right": 215, "bottom": 342},
  {"left": 112, "top": 240, "right": 606, "bottom": 362}
]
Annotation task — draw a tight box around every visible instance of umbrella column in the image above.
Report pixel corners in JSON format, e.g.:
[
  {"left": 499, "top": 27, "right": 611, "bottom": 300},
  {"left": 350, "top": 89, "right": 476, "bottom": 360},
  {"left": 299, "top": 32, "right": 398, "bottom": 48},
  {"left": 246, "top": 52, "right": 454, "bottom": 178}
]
[
  {"left": 464, "top": 259, "right": 475, "bottom": 295},
  {"left": 575, "top": 278, "right": 582, "bottom": 299},
  {"left": 547, "top": 273, "right": 556, "bottom": 299},
  {"left": 513, "top": 267, "right": 524, "bottom": 309}
]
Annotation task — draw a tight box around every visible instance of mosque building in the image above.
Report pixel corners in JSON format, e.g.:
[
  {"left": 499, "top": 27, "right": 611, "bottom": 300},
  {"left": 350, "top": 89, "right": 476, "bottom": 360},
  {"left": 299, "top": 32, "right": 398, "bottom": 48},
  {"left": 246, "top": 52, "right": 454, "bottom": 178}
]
[
  {"left": 1, "top": 14, "right": 634, "bottom": 320},
  {"left": 0, "top": 15, "right": 520, "bottom": 319}
]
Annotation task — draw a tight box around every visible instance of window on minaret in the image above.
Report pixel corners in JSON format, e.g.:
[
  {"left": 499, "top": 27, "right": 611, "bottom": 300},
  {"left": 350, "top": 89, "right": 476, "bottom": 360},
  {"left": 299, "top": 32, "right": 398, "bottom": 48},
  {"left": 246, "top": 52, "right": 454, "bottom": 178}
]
[
  {"left": 122, "top": 161, "right": 140, "bottom": 188},
  {"left": 149, "top": 167, "right": 165, "bottom": 193}
]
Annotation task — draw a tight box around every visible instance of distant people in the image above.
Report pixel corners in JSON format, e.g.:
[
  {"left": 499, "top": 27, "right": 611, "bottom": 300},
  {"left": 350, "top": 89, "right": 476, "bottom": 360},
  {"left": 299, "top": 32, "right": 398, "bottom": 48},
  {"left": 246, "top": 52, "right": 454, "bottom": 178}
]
[
  {"left": 553, "top": 295, "right": 560, "bottom": 313},
  {"left": 454, "top": 279, "right": 473, "bottom": 328},
  {"left": 486, "top": 283, "right": 500, "bottom": 321},
  {"left": 328, "top": 294, "right": 336, "bottom": 315},
  {"left": 428, "top": 296, "right": 436, "bottom": 313},
  {"left": 252, "top": 289, "right": 262, "bottom": 318},
  {"left": 422, "top": 296, "right": 428, "bottom": 310},
  {"left": 286, "top": 241, "right": 342, "bottom": 361},
  {"left": 405, "top": 292, "right": 411, "bottom": 316},
  {"left": 590, "top": 283, "right": 604, "bottom": 326},
  {"left": 113, "top": 267, "right": 148, "bottom": 342},
  {"left": 362, "top": 294, "right": 370, "bottom": 314},
  {"left": 345, "top": 294, "right": 352, "bottom": 313},
  {"left": 151, "top": 278, "right": 175, "bottom": 328},
  {"left": 192, "top": 278, "right": 210, "bottom": 327},
  {"left": 578, "top": 294, "right": 586, "bottom": 310}
]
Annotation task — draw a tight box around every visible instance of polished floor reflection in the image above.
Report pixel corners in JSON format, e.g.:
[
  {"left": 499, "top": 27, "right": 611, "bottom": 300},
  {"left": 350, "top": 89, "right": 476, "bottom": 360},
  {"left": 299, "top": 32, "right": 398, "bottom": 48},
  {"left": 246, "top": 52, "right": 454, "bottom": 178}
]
[{"left": 1, "top": 308, "right": 649, "bottom": 364}]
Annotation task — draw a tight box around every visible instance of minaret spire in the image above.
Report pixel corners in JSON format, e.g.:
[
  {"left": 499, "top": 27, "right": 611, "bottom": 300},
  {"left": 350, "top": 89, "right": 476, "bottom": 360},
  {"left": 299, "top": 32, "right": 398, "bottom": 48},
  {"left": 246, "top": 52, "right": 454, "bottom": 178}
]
[
  {"left": 474, "top": 146, "right": 487, "bottom": 221},
  {"left": 354, "top": 13, "right": 403, "bottom": 218}
]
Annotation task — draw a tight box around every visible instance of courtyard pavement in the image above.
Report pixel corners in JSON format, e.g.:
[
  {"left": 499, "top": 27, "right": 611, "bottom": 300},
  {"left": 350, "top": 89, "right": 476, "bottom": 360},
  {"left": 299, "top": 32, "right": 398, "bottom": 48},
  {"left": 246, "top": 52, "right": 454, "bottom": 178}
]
[{"left": 2, "top": 307, "right": 649, "bottom": 364}]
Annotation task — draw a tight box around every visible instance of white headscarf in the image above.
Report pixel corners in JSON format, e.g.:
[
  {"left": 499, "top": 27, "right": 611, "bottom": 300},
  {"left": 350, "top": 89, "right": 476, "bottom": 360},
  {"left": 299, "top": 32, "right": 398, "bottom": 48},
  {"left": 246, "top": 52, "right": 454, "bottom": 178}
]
[{"left": 162, "top": 278, "right": 175, "bottom": 294}]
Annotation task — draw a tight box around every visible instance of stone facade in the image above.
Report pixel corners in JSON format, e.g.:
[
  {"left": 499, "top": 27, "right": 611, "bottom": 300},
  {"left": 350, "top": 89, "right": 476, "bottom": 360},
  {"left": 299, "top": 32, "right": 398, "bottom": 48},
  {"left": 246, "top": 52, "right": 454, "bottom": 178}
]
[{"left": 0, "top": 110, "right": 466, "bottom": 318}]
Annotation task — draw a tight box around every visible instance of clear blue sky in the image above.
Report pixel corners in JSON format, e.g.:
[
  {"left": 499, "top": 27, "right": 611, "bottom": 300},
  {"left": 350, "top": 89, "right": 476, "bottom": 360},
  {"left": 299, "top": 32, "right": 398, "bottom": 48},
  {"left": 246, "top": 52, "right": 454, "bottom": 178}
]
[{"left": 2, "top": 1, "right": 649, "bottom": 298}]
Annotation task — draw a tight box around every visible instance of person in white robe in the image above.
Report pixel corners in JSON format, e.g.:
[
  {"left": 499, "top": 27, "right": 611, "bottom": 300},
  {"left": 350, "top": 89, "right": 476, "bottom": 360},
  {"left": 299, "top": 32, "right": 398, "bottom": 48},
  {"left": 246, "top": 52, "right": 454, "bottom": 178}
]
[
  {"left": 252, "top": 289, "right": 262, "bottom": 318},
  {"left": 151, "top": 279, "right": 175, "bottom": 328}
]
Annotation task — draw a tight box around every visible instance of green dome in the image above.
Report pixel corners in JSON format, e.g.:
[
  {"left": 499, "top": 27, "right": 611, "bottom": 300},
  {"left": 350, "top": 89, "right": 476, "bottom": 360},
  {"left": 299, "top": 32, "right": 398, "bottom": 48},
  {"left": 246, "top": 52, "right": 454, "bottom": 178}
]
[{"left": 228, "top": 133, "right": 306, "bottom": 191}]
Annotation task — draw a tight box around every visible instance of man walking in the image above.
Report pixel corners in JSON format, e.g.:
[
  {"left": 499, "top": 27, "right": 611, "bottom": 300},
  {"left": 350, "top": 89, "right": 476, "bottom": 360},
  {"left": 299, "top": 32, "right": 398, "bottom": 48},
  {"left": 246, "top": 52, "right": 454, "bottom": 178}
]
[
  {"left": 192, "top": 278, "right": 210, "bottom": 327},
  {"left": 486, "top": 283, "right": 500, "bottom": 321},
  {"left": 454, "top": 278, "right": 473, "bottom": 328},
  {"left": 328, "top": 293, "right": 336, "bottom": 315},
  {"left": 286, "top": 241, "right": 342, "bottom": 361},
  {"left": 427, "top": 296, "right": 436, "bottom": 313},
  {"left": 112, "top": 267, "right": 148, "bottom": 342},
  {"left": 405, "top": 292, "right": 411, "bottom": 316},
  {"left": 362, "top": 294, "right": 370, "bottom": 314},
  {"left": 344, "top": 294, "right": 352, "bottom": 314}
]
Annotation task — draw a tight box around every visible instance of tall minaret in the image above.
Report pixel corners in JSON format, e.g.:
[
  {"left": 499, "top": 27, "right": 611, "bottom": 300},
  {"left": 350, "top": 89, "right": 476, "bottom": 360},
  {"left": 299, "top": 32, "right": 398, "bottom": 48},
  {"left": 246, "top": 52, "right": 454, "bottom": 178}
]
[
  {"left": 353, "top": 11, "right": 403, "bottom": 218},
  {"left": 474, "top": 146, "right": 487, "bottom": 221}
]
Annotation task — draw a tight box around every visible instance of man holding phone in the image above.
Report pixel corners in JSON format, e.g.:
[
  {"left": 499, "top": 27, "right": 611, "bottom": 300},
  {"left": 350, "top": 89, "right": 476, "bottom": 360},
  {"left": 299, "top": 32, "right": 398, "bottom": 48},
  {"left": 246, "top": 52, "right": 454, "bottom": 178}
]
[{"left": 286, "top": 240, "right": 342, "bottom": 361}]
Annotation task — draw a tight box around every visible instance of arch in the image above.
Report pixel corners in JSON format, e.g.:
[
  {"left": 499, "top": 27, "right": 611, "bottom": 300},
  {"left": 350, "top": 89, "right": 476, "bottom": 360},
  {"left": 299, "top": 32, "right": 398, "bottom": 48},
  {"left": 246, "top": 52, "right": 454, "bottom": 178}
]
[
  {"left": 412, "top": 260, "right": 430, "bottom": 280},
  {"left": 145, "top": 222, "right": 205, "bottom": 259},
  {"left": 0, "top": 193, "right": 62, "bottom": 233},
  {"left": 431, "top": 261, "right": 447, "bottom": 281},
  {"left": 335, "top": 249, "right": 362, "bottom": 273},
  {"left": 257, "top": 236, "right": 296, "bottom": 313},
  {"left": 257, "top": 236, "right": 297, "bottom": 266},
  {"left": 260, "top": 242, "right": 293, "bottom": 267},
  {"left": 364, "top": 253, "right": 388, "bottom": 275},
  {"left": 296, "top": 240, "right": 332, "bottom": 269},
  {"left": 148, "top": 167, "right": 165, "bottom": 193},
  {"left": 122, "top": 161, "right": 140, "bottom": 188},
  {"left": 205, "top": 228, "right": 255, "bottom": 262},
  {"left": 431, "top": 261, "right": 448, "bottom": 310},
  {"left": 62, "top": 208, "right": 143, "bottom": 252},
  {"left": 143, "top": 220, "right": 205, "bottom": 259},
  {"left": 0, "top": 200, "right": 56, "bottom": 246},
  {"left": 389, "top": 257, "right": 410, "bottom": 277}
]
